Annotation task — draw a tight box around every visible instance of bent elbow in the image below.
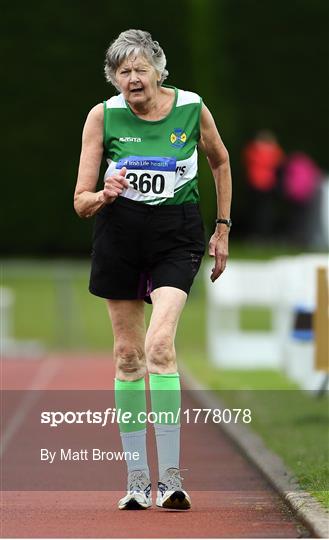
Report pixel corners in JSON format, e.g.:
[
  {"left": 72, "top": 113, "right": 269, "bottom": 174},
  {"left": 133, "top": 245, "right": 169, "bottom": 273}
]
[
  {"left": 220, "top": 148, "right": 230, "bottom": 166},
  {"left": 74, "top": 206, "right": 84, "bottom": 219},
  {"left": 73, "top": 193, "right": 85, "bottom": 218},
  {"left": 209, "top": 148, "right": 230, "bottom": 171}
]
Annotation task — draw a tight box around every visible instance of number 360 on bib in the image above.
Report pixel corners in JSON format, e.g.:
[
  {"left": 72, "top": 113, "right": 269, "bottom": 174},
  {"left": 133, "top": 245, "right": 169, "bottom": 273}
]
[{"left": 116, "top": 156, "right": 176, "bottom": 198}]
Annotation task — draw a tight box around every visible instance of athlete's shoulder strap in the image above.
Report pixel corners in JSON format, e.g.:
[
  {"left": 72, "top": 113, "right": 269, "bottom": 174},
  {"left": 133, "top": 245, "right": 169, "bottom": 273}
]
[
  {"left": 176, "top": 89, "right": 202, "bottom": 107},
  {"left": 103, "top": 94, "right": 127, "bottom": 151},
  {"left": 104, "top": 94, "right": 127, "bottom": 109}
]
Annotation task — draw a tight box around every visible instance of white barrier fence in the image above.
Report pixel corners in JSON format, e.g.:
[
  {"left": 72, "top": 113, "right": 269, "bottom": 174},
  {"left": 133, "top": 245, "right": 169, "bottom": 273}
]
[{"left": 205, "top": 254, "right": 329, "bottom": 390}]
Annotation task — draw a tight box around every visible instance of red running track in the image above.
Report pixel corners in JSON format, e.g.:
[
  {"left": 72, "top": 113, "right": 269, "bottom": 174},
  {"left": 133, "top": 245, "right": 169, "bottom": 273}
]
[{"left": 1, "top": 354, "right": 309, "bottom": 538}]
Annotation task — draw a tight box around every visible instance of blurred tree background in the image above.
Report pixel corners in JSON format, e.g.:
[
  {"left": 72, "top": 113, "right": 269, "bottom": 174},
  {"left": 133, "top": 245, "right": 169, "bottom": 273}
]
[{"left": 2, "top": 0, "right": 328, "bottom": 255}]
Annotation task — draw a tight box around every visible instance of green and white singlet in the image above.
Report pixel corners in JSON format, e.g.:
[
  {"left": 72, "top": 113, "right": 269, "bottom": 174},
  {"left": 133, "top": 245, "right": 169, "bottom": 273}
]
[{"left": 103, "top": 86, "right": 202, "bottom": 205}]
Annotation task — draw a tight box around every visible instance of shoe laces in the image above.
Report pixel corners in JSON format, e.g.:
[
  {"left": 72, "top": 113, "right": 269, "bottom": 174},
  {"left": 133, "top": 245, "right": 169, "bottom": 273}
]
[
  {"left": 128, "top": 470, "right": 149, "bottom": 492},
  {"left": 162, "top": 468, "right": 188, "bottom": 491}
]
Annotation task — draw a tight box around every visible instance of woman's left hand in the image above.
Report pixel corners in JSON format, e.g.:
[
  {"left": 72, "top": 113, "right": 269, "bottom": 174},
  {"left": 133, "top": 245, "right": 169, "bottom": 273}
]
[{"left": 209, "top": 231, "right": 229, "bottom": 282}]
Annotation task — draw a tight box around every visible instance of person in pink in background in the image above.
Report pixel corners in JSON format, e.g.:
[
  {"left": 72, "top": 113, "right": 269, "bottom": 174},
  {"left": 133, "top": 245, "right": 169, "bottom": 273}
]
[
  {"left": 242, "top": 130, "right": 285, "bottom": 239},
  {"left": 282, "top": 152, "right": 322, "bottom": 245}
]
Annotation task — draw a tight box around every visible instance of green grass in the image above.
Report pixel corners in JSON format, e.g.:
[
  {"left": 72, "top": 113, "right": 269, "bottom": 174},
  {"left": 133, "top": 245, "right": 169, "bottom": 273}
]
[
  {"left": 176, "top": 275, "right": 329, "bottom": 509},
  {"left": 1, "top": 257, "right": 328, "bottom": 509},
  {"left": 2, "top": 260, "right": 114, "bottom": 350},
  {"left": 182, "top": 351, "right": 329, "bottom": 507}
]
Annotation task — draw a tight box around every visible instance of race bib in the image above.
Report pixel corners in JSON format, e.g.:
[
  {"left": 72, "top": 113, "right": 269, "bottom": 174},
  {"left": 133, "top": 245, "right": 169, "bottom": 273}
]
[{"left": 116, "top": 156, "right": 176, "bottom": 198}]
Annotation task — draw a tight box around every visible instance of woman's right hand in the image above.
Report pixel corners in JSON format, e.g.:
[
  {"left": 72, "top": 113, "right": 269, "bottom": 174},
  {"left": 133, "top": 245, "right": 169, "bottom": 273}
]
[{"left": 102, "top": 167, "right": 129, "bottom": 203}]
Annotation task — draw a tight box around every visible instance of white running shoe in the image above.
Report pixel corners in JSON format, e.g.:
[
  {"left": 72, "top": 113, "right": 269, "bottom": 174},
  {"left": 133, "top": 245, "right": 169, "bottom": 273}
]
[
  {"left": 156, "top": 468, "right": 191, "bottom": 510},
  {"left": 118, "top": 470, "right": 152, "bottom": 510}
]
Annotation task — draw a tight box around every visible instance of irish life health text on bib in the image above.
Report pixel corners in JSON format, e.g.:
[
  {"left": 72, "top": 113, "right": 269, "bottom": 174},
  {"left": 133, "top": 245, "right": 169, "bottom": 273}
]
[{"left": 116, "top": 156, "right": 176, "bottom": 198}]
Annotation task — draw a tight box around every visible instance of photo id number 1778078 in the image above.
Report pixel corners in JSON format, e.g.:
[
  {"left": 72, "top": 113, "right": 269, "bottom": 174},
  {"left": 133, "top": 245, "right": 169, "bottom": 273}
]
[{"left": 182, "top": 408, "right": 252, "bottom": 424}]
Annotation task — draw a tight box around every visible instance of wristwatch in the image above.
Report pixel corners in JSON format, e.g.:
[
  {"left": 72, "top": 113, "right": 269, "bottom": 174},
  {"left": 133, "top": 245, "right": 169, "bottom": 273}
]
[{"left": 215, "top": 218, "right": 232, "bottom": 228}]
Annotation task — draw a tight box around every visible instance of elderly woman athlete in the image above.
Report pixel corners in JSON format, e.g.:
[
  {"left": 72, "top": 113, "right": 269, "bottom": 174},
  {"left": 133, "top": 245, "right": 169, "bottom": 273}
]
[{"left": 74, "top": 29, "right": 232, "bottom": 511}]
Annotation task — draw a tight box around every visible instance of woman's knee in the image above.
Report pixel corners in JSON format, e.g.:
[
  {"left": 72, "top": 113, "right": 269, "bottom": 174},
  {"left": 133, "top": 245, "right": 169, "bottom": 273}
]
[
  {"left": 114, "top": 342, "right": 146, "bottom": 380},
  {"left": 145, "top": 335, "right": 176, "bottom": 373}
]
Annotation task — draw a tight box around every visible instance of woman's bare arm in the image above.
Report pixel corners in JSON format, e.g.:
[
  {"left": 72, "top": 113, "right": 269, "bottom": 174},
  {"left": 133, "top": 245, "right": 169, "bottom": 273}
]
[
  {"left": 74, "top": 103, "right": 107, "bottom": 218},
  {"left": 198, "top": 103, "right": 232, "bottom": 281}
]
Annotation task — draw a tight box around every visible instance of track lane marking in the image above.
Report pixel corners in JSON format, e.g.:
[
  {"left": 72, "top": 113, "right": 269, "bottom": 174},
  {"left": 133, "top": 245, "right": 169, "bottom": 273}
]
[{"left": 0, "top": 358, "right": 59, "bottom": 458}]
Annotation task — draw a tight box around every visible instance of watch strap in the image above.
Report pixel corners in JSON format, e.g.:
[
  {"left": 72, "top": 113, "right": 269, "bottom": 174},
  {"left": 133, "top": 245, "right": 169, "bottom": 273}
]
[{"left": 215, "top": 218, "right": 232, "bottom": 228}]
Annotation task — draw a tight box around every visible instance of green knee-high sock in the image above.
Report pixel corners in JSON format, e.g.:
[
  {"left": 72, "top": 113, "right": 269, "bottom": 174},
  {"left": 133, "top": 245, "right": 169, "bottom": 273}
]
[
  {"left": 115, "top": 377, "right": 149, "bottom": 475},
  {"left": 149, "top": 372, "right": 181, "bottom": 478}
]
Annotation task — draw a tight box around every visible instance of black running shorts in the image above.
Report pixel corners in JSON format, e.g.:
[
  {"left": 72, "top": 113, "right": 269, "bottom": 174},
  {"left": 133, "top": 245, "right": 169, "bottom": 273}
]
[{"left": 89, "top": 196, "right": 206, "bottom": 303}]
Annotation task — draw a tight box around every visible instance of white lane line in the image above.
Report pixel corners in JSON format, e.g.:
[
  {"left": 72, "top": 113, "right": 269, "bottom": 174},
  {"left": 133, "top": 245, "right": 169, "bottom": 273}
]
[{"left": 0, "top": 357, "right": 59, "bottom": 458}]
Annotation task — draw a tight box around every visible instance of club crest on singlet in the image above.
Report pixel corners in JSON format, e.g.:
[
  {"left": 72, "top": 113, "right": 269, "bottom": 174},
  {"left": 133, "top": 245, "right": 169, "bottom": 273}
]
[
  {"left": 170, "top": 128, "right": 187, "bottom": 148},
  {"left": 116, "top": 156, "right": 176, "bottom": 198}
]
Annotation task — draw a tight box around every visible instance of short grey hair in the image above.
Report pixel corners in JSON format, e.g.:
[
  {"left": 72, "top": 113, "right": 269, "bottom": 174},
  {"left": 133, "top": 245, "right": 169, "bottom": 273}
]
[{"left": 104, "top": 29, "right": 169, "bottom": 90}]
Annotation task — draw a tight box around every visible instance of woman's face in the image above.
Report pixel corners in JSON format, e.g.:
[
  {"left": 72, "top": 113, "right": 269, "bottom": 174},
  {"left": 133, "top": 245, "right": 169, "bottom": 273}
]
[{"left": 115, "top": 55, "right": 160, "bottom": 106}]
